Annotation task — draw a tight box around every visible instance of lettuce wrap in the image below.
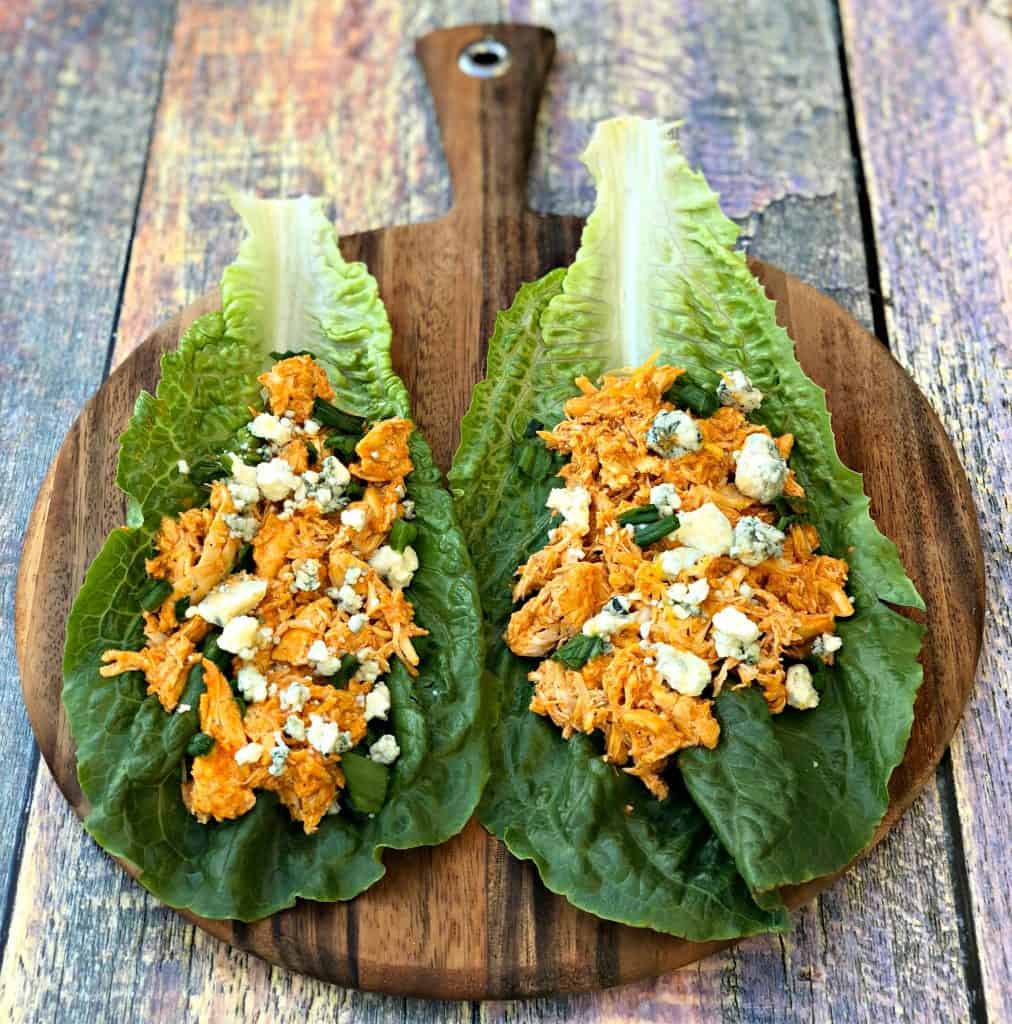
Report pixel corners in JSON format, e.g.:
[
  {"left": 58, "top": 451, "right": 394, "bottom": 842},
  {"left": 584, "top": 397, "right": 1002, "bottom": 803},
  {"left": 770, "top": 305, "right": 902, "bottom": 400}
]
[
  {"left": 449, "top": 117, "right": 923, "bottom": 938},
  {"left": 63, "top": 195, "right": 489, "bottom": 921}
]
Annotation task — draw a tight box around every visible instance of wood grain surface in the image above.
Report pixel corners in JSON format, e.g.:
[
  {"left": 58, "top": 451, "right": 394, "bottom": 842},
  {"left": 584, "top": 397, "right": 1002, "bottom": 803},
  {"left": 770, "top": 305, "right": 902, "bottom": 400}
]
[
  {"left": 15, "top": 223, "right": 985, "bottom": 998},
  {"left": 840, "top": 2, "right": 1012, "bottom": 1020},
  {"left": 1, "top": 0, "right": 1008, "bottom": 1020}
]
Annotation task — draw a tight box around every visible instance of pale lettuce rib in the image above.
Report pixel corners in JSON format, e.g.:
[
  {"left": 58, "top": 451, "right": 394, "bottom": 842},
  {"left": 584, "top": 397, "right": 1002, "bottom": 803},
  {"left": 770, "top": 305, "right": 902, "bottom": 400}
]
[{"left": 223, "top": 192, "right": 408, "bottom": 420}]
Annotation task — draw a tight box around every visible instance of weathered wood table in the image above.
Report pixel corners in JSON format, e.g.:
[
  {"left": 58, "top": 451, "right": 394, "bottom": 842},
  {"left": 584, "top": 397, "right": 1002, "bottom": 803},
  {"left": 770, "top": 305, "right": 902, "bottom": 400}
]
[{"left": 2, "top": 1, "right": 1009, "bottom": 1020}]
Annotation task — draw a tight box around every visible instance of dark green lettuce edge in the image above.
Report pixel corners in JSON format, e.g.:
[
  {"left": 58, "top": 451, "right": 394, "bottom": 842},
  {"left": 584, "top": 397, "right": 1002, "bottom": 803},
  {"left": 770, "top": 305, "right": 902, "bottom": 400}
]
[{"left": 63, "top": 318, "right": 489, "bottom": 921}]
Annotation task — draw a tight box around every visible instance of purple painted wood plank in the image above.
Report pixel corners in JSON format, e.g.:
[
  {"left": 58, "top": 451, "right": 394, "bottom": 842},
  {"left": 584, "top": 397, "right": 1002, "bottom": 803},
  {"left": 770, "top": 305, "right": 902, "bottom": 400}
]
[
  {"left": 0, "top": 0, "right": 985, "bottom": 1019},
  {"left": 842, "top": 0, "right": 1012, "bottom": 1020},
  {"left": 0, "top": 0, "right": 173, "bottom": 956}
]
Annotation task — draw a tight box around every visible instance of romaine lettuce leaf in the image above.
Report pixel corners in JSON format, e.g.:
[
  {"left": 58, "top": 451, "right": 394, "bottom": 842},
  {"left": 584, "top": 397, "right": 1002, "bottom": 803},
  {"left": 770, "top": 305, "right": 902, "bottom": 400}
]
[
  {"left": 63, "top": 195, "right": 488, "bottom": 920},
  {"left": 450, "top": 116, "right": 923, "bottom": 932},
  {"left": 451, "top": 272, "right": 787, "bottom": 938}
]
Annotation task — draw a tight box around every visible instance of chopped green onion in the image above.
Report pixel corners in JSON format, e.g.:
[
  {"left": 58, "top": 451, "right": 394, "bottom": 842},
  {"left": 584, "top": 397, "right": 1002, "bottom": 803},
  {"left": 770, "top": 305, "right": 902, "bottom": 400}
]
[
  {"left": 773, "top": 497, "right": 805, "bottom": 532},
  {"left": 664, "top": 376, "right": 720, "bottom": 418},
  {"left": 341, "top": 751, "right": 389, "bottom": 814},
  {"left": 186, "top": 732, "right": 215, "bottom": 757},
  {"left": 389, "top": 520, "right": 417, "bottom": 552},
  {"left": 187, "top": 456, "right": 229, "bottom": 486},
  {"left": 324, "top": 434, "right": 359, "bottom": 460},
  {"left": 313, "top": 398, "right": 364, "bottom": 434},
  {"left": 633, "top": 515, "right": 680, "bottom": 547},
  {"left": 344, "top": 479, "right": 366, "bottom": 501},
  {"left": 174, "top": 597, "right": 191, "bottom": 621},
  {"left": 201, "top": 632, "right": 232, "bottom": 674},
  {"left": 139, "top": 578, "right": 173, "bottom": 612},
  {"left": 524, "top": 418, "right": 544, "bottom": 438},
  {"left": 553, "top": 633, "right": 607, "bottom": 669},
  {"left": 269, "top": 349, "right": 315, "bottom": 360},
  {"left": 327, "top": 655, "right": 359, "bottom": 688},
  {"left": 234, "top": 543, "right": 254, "bottom": 571},
  {"left": 617, "top": 504, "right": 660, "bottom": 527}
]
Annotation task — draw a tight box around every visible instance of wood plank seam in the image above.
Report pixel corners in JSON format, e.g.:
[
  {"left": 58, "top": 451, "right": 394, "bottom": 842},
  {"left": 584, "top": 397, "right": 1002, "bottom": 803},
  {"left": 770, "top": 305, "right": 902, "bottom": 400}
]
[
  {"left": 0, "top": 0, "right": 178, "bottom": 975},
  {"left": 829, "top": 0, "right": 890, "bottom": 345},
  {"left": 936, "top": 749, "right": 989, "bottom": 1024}
]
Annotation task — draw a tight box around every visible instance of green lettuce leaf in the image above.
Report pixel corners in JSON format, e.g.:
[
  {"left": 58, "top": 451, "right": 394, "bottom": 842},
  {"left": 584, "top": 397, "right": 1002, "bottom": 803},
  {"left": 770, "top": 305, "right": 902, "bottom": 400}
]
[
  {"left": 450, "top": 272, "right": 787, "bottom": 938},
  {"left": 450, "top": 116, "right": 923, "bottom": 933},
  {"left": 64, "top": 195, "right": 488, "bottom": 920}
]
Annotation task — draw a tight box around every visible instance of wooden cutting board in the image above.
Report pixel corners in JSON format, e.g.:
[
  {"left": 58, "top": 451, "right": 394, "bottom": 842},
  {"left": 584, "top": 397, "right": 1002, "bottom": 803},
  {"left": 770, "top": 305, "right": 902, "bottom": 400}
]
[{"left": 15, "top": 24, "right": 984, "bottom": 1001}]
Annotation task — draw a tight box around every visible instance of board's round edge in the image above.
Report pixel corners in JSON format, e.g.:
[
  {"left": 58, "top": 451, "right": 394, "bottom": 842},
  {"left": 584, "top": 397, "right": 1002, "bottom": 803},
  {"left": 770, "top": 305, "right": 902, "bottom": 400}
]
[{"left": 13, "top": 263, "right": 985, "bottom": 1001}]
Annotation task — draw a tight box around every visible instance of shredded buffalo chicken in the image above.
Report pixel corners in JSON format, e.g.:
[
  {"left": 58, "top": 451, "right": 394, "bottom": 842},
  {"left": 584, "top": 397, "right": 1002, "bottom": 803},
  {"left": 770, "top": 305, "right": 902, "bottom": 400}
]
[
  {"left": 507, "top": 361, "right": 852, "bottom": 799},
  {"left": 101, "top": 356, "right": 425, "bottom": 833}
]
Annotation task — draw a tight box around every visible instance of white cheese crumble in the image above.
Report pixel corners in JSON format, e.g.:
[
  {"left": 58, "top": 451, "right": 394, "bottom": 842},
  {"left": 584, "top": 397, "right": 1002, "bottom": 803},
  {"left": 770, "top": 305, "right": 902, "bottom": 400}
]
[
  {"left": 176, "top": 703, "right": 191, "bottom": 714},
  {"left": 675, "top": 503, "right": 733, "bottom": 556},
  {"left": 667, "top": 578, "right": 710, "bottom": 619},
  {"left": 786, "top": 663, "right": 820, "bottom": 710},
  {"left": 223, "top": 513, "right": 258, "bottom": 542},
  {"left": 545, "top": 485, "right": 591, "bottom": 532},
  {"left": 369, "top": 545, "right": 418, "bottom": 590},
  {"left": 279, "top": 681, "right": 311, "bottom": 712},
  {"left": 730, "top": 516, "right": 785, "bottom": 566},
  {"left": 306, "top": 714, "right": 352, "bottom": 756},
  {"left": 348, "top": 612, "right": 368, "bottom": 633},
  {"left": 188, "top": 575, "right": 267, "bottom": 627},
  {"left": 649, "top": 483, "right": 681, "bottom": 517},
  {"left": 711, "top": 606, "right": 761, "bottom": 663},
  {"left": 218, "top": 614, "right": 260, "bottom": 656},
  {"left": 234, "top": 742, "right": 263, "bottom": 766},
  {"left": 340, "top": 507, "right": 368, "bottom": 531},
  {"left": 657, "top": 546, "right": 704, "bottom": 578},
  {"left": 292, "top": 558, "right": 321, "bottom": 592},
  {"left": 717, "top": 370, "right": 764, "bottom": 413},
  {"left": 356, "top": 650, "right": 382, "bottom": 683},
  {"left": 302, "top": 418, "right": 321, "bottom": 436},
  {"left": 268, "top": 734, "right": 290, "bottom": 776},
  {"left": 369, "top": 734, "right": 401, "bottom": 765},
  {"left": 333, "top": 583, "right": 362, "bottom": 613},
  {"left": 225, "top": 454, "right": 260, "bottom": 511},
  {"left": 653, "top": 643, "right": 712, "bottom": 696},
  {"left": 236, "top": 663, "right": 269, "bottom": 703},
  {"left": 177, "top": 459, "right": 190, "bottom": 475},
  {"left": 364, "top": 681, "right": 391, "bottom": 721},
  {"left": 812, "top": 633, "right": 843, "bottom": 662},
  {"left": 646, "top": 410, "right": 702, "bottom": 458},
  {"left": 582, "top": 595, "right": 634, "bottom": 638},
  {"left": 283, "top": 715, "right": 306, "bottom": 741},
  {"left": 734, "top": 433, "right": 788, "bottom": 504},
  {"left": 249, "top": 412, "right": 294, "bottom": 447},
  {"left": 307, "top": 639, "right": 343, "bottom": 676},
  {"left": 255, "top": 457, "right": 302, "bottom": 501},
  {"left": 401, "top": 499, "right": 416, "bottom": 520}
]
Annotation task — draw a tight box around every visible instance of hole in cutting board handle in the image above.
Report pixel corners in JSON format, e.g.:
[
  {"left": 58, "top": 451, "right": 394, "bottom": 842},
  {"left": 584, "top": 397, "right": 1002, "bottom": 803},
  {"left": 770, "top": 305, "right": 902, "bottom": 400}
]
[{"left": 458, "top": 38, "right": 512, "bottom": 78}]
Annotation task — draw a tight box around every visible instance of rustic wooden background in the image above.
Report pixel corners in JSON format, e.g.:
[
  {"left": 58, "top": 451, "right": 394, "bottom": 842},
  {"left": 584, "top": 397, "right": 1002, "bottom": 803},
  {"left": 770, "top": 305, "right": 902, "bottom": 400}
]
[{"left": 1, "top": 0, "right": 1008, "bottom": 1020}]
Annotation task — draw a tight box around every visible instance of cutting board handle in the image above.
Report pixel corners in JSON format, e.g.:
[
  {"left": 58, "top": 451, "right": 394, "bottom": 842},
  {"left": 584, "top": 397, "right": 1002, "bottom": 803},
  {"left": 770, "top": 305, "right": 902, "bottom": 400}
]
[{"left": 415, "top": 24, "right": 556, "bottom": 216}]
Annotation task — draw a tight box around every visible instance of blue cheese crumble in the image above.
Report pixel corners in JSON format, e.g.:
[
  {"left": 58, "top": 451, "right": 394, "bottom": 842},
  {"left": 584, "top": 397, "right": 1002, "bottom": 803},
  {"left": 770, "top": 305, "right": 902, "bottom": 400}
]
[
  {"left": 717, "top": 370, "right": 763, "bottom": 413},
  {"left": 646, "top": 410, "right": 702, "bottom": 458},
  {"left": 734, "top": 433, "right": 788, "bottom": 504},
  {"left": 730, "top": 516, "right": 785, "bottom": 566}
]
